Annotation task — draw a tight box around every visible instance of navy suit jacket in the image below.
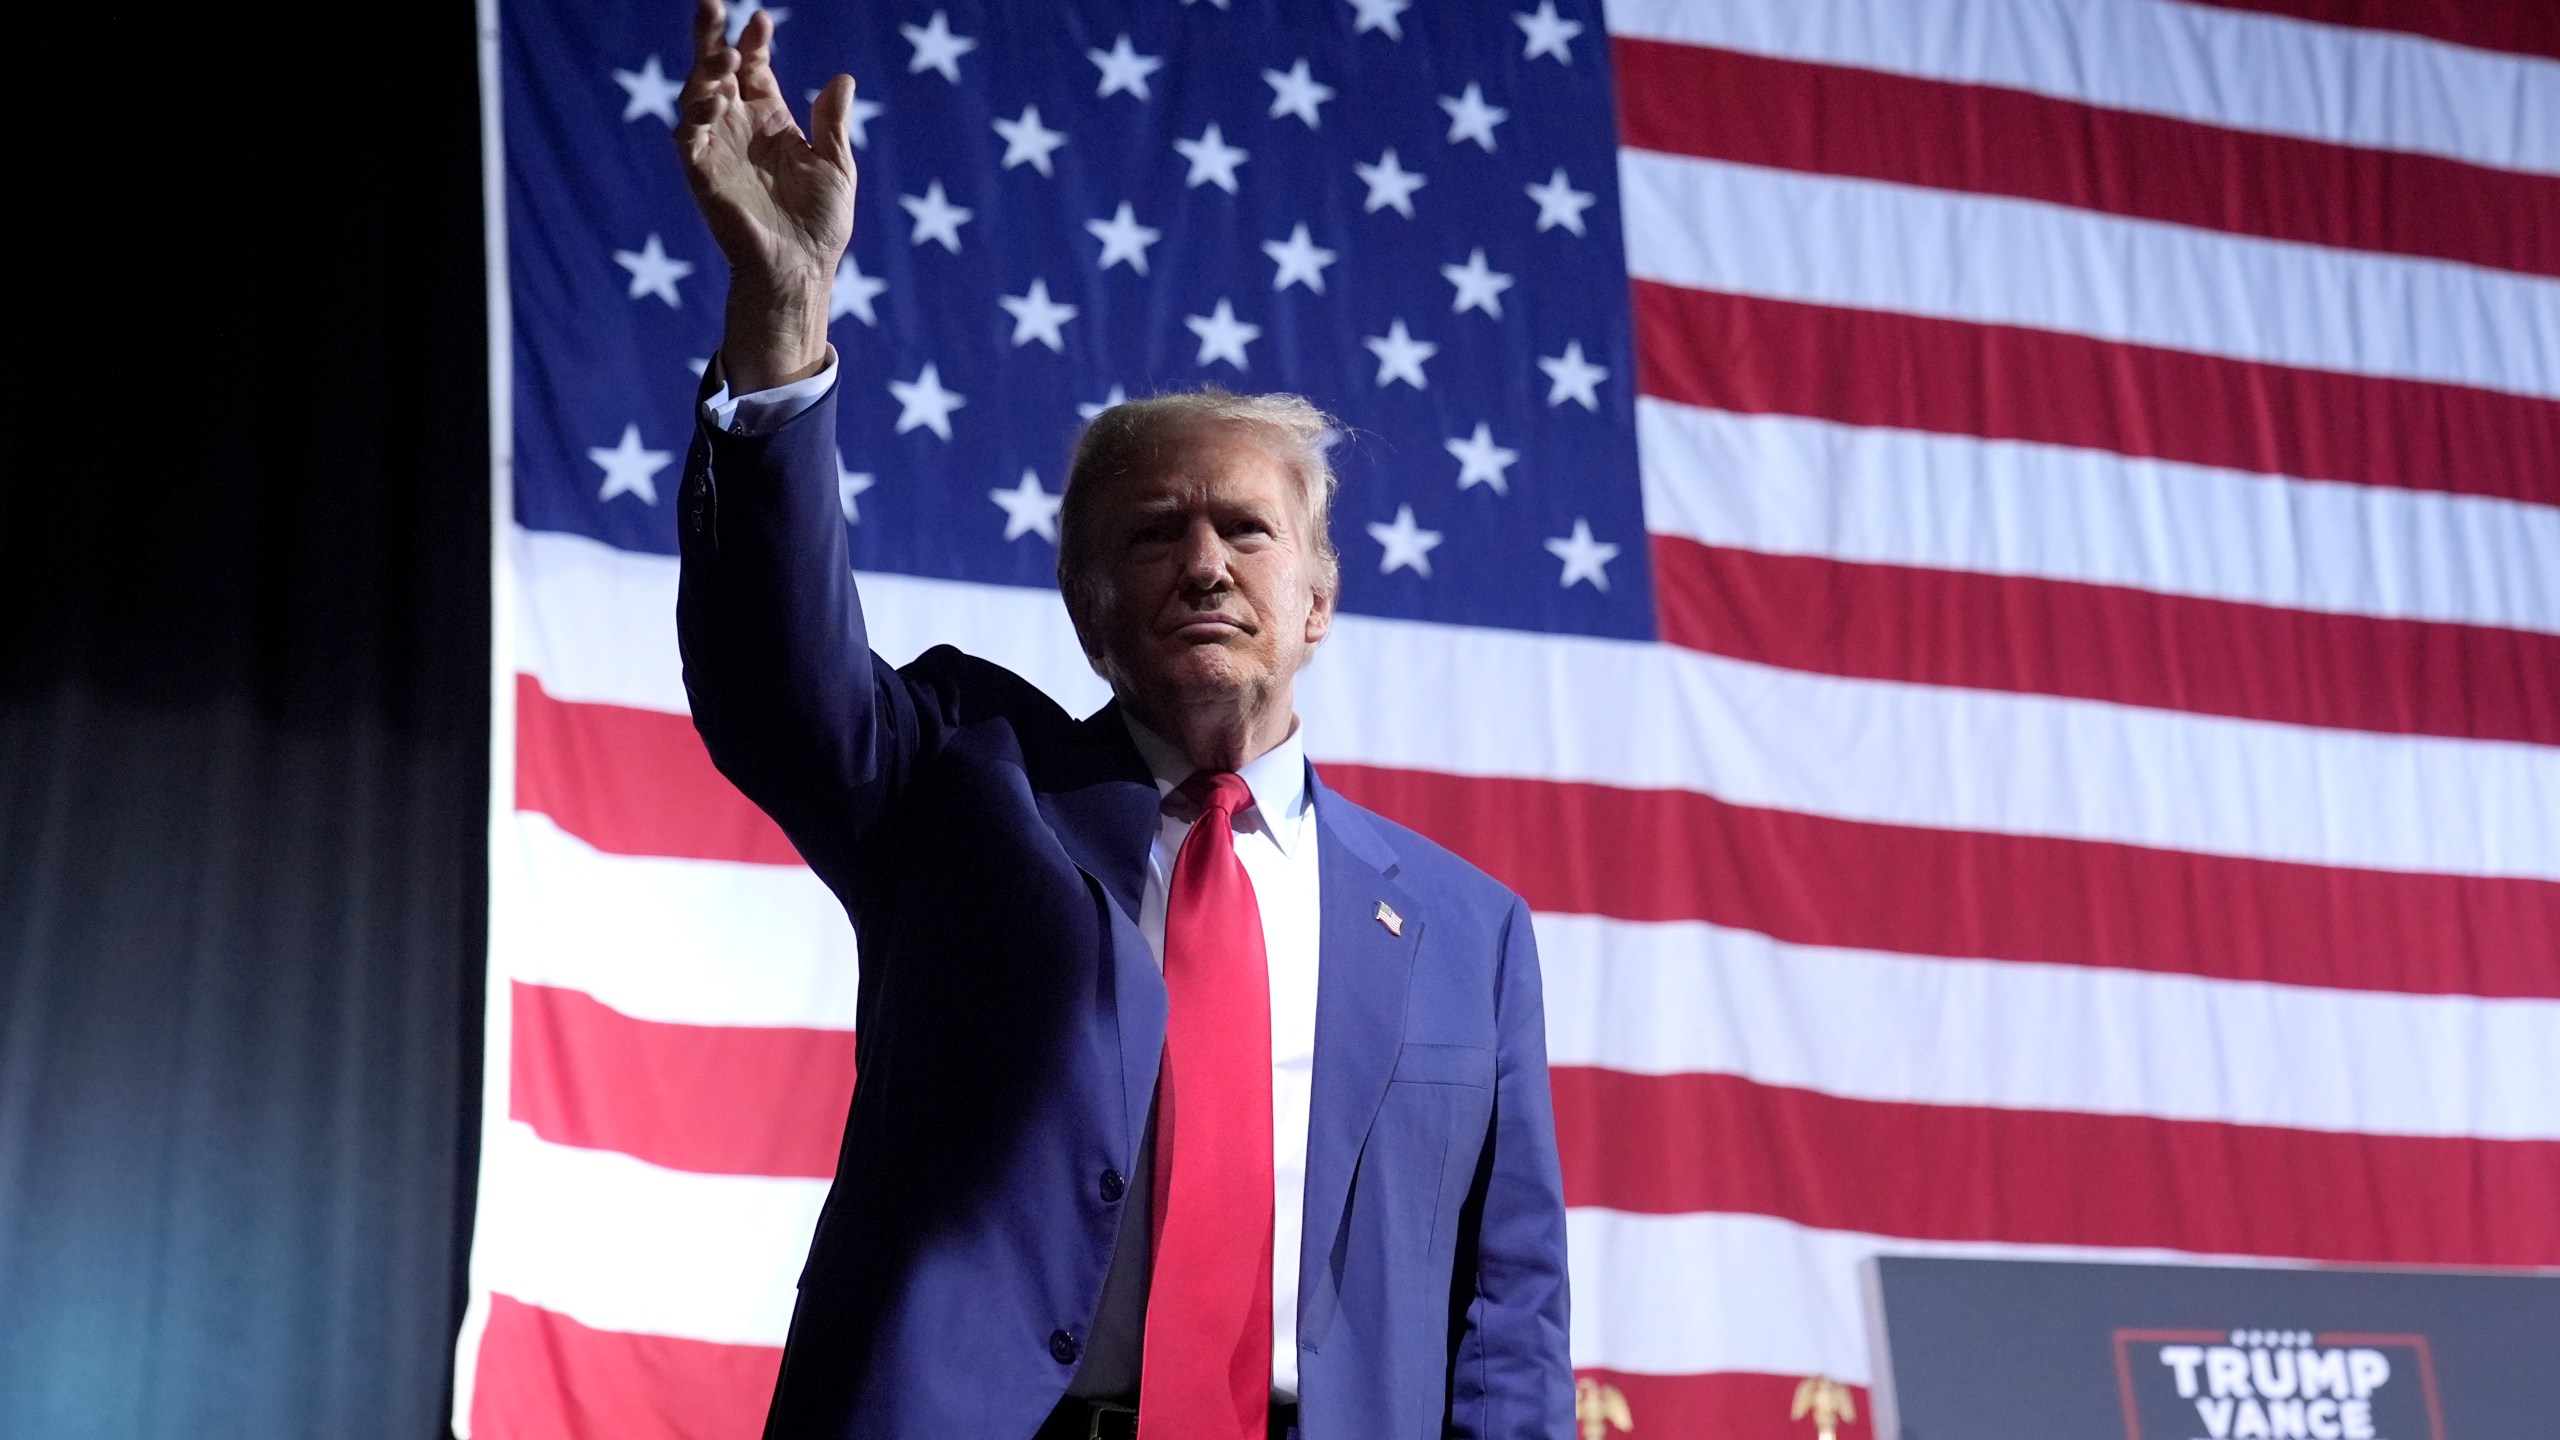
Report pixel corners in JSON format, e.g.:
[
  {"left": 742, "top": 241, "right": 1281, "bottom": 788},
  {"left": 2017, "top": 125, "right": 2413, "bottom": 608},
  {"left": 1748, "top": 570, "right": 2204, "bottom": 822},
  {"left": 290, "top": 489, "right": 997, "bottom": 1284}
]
[{"left": 673, "top": 383, "right": 1573, "bottom": 1440}]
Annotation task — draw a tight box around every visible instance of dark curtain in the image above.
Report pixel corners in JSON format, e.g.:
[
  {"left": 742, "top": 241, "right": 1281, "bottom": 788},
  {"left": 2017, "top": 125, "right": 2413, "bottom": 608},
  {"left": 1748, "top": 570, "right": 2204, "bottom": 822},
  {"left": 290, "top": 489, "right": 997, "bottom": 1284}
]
[{"left": 0, "top": 2, "right": 489, "bottom": 1437}]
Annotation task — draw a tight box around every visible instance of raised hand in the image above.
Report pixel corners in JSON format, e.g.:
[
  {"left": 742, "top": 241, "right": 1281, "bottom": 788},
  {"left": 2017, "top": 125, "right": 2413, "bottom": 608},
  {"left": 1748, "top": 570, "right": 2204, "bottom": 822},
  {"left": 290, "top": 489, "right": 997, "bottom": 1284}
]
[{"left": 675, "top": 0, "right": 856, "bottom": 390}]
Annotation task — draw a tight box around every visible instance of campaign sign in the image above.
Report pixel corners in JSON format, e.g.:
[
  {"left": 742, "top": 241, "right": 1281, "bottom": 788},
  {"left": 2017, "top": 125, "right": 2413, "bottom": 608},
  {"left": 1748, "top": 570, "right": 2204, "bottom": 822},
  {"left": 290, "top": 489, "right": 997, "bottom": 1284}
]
[
  {"left": 1864, "top": 1257, "right": 2560, "bottom": 1440},
  {"left": 2114, "top": 1329, "right": 2436, "bottom": 1440}
]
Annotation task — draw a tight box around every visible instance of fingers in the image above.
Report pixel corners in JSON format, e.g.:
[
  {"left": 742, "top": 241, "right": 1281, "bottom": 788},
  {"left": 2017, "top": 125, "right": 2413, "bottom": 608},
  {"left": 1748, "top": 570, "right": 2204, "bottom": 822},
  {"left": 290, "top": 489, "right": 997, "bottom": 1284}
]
[
  {"left": 678, "top": 0, "right": 741, "bottom": 129},
  {"left": 692, "top": 0, "right": 726, "bottom": 62},
  {"left": 736, "top": 10, "right": 783, "bottom": 106},
  {"left": 677, "top": 52, "right": 740, "bottom": 138},
  {"left": 809, "top": 74, "right": 857, "bottom": 171}
]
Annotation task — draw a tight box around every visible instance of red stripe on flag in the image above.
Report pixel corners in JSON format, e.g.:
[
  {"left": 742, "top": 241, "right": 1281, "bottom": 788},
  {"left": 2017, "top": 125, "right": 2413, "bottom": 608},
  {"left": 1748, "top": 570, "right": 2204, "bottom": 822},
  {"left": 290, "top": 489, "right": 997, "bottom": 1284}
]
[
  {"left": 1614, "top": 37, "right": 2560, "bottom": 278},
  {"left": 520, "top": 690, "right": 2560, "bottom": 999},
  {"left": 1631, "top": 280, "right": 2560, "bottom": 508},
  {"left": 509, "top": 981, "right": 854, "bottom": 1179},
  {"left": 2175, "top": 0, "right": 2560, "bottom": 61},
  {"left": 467, "top": 1292, "right": 778, "bottom": 1440},
  {"left": 1651, "top": 536, "right": 2560, "bottom": 747},
  {"left": 515, "top": 673, "right": 804, "bottom": 866},
  {"left": 1578, "top": 1370, "right": 1875, "bottom": 1440},
  {"left": 1553, "top": 1069, "right": 2560, "bottom": 1267},
  {"left": 1319, "top": 763, "right": 2560, "bottom": 1000}
]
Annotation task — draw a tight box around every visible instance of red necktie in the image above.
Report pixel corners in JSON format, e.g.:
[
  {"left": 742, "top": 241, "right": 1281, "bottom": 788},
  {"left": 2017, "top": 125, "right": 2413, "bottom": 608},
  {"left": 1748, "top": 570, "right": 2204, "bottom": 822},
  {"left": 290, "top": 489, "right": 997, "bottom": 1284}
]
[{"left": 1138, "top": 772, "right": 1274, "bottom": 1440}]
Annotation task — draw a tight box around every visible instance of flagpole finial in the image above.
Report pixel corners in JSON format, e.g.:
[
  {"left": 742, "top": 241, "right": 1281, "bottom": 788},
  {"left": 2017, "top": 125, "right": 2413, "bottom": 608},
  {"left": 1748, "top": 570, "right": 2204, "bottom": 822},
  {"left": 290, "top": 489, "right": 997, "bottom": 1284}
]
[
  {"left": 1790, "top": 1374, "right": 1858, "bottom": 1440},
  {"left": 1573, "top": 1376, "right": 1633, "bottom": 1440}
]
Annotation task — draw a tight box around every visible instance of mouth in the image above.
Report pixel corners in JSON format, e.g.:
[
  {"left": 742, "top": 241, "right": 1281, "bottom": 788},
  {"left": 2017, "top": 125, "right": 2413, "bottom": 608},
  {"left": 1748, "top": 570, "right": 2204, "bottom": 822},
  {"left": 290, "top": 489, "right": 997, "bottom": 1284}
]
[{"left": 1166, "top": 615, "right": 1251, "bottom": 643}]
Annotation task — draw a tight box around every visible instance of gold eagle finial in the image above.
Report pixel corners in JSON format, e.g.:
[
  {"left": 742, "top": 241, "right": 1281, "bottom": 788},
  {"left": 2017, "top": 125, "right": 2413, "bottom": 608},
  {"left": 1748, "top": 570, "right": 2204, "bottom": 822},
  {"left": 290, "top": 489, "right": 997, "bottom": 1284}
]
[
  {"left": 1574, "top": 1377, "right": 1633, "bottom": 1440},
  {"left": 1791, "top": 1374, "right": 1857, "bottom": 1440}
]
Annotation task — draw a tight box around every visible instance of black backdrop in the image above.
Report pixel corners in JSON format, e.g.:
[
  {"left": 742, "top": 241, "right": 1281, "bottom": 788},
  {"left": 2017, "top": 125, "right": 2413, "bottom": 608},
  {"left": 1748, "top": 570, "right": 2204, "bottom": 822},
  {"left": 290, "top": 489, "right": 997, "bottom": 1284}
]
[{"left": 0, "top": 2, "right": 489, "bottom": 1436}]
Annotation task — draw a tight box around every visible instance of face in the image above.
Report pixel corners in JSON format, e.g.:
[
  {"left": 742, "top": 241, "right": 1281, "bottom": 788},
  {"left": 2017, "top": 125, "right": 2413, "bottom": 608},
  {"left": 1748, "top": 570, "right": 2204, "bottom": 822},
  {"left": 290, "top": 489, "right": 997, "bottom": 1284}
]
[{"left": 1074, "top": 419, "right": 1335, "bottom": 725}]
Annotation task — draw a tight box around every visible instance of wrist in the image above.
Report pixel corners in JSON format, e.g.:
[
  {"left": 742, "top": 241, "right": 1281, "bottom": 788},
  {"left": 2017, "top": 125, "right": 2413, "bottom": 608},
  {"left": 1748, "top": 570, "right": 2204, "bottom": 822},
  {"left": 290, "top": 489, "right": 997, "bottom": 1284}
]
[{"left": 722, "top": 270, "right": 832, "bottom": 392}]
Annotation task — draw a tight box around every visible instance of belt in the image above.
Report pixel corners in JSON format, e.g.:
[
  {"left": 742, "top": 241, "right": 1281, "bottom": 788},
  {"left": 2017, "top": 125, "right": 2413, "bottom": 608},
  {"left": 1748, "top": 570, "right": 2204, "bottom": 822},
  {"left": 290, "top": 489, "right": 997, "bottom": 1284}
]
[{"left": 1035, "top": 1397, "right": 1301, "bottom": 1440}]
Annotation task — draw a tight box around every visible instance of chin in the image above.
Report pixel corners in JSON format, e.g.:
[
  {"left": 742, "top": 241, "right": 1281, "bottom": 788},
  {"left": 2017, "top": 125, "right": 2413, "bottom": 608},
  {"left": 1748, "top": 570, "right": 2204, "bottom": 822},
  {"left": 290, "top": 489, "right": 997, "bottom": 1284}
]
[{"left": 1151, "top": 646, "right": 1267, "bottom": 700}]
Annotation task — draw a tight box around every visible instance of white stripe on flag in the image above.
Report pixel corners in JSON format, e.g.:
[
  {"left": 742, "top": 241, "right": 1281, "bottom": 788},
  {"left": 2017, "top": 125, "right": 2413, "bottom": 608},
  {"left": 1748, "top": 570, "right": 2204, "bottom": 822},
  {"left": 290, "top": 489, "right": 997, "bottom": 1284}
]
[
  {"left": 1600, "top": 0, "right": 2560, "bottom": 178},
  {"left": 511, "top": 525, "right": 693, "bottom": 716},
  {"left": 1618, "top": 151, "right": 2560, "bottom": 401},
  {"left": 1301, "top": 628, "right": 2560, "bottom": 883},
  {"left": 515, "top": 526, "right": 2560, "bottom": 882},
  {"left": 497, "top": 812, "right": 857, "bottom": 1029},
  {"left": 477, "top": 1109, "right": 2269, "bottom": 1381},
  {"left": 1565, "top": 1207, "right": 2290, "bottom": 1382},
  {"left": 514, "top": 527, "right": 1110, "bottom": 719},
  {"left": 472, "top": 1119, "right": 822, "bottom": 1347},
  {"left": 1635, "top": 398, "right": 2560, "bottom": 636},
  {"left": 1536, "top": 912, "right": 2560, "bottom": 1141}
]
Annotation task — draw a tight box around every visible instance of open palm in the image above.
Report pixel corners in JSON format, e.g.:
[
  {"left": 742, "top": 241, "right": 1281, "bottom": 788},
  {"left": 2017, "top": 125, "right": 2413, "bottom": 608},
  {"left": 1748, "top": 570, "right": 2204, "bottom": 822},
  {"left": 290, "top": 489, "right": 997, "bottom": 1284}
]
[{"left": 675, "top": 0, "right": 856, "bottom": 296}]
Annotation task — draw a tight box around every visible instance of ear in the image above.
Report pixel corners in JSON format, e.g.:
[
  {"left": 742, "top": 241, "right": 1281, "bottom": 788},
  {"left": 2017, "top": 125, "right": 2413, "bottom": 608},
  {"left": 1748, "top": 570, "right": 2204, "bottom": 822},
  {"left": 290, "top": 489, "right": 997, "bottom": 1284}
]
[{"left": 1303, "top": 570, "right": 1335, "bottom": 647}]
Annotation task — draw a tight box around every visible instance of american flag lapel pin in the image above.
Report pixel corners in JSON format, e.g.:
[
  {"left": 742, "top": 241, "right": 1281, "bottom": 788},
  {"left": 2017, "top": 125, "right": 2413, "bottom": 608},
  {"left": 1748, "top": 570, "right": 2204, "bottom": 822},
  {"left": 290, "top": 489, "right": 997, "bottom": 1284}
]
[{"left": 1374, "top": 900, "right": 1404, "bottom": 937}]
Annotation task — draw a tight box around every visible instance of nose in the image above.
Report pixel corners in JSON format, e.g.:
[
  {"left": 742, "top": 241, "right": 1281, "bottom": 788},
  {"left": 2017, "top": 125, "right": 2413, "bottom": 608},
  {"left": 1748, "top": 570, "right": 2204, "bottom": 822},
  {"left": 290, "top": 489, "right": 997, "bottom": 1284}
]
[{"left": 1176, "top": 517, "right": 1228, "bottom": 590}]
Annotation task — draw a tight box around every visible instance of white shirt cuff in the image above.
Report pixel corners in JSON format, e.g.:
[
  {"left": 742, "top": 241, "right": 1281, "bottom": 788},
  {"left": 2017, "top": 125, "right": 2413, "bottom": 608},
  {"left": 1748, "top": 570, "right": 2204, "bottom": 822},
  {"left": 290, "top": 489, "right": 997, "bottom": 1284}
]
[{"left": 700, "top": 348, "right": 838, "bottom": 435}]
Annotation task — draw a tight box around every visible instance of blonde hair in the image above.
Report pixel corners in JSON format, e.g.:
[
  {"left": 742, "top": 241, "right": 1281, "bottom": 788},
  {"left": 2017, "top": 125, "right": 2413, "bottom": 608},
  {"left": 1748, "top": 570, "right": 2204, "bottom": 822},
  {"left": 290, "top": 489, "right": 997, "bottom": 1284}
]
[{"left": 1056, "top": 386, "right": 1342, "bottom": 626}]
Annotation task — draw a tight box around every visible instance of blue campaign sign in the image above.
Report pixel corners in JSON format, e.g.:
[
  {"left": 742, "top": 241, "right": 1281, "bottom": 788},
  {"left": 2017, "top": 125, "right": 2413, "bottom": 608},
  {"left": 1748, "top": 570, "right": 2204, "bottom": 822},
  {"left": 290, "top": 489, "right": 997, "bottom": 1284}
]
[{"left": 1866, "top": 1256, "right": 2560, "bottom": 1440}]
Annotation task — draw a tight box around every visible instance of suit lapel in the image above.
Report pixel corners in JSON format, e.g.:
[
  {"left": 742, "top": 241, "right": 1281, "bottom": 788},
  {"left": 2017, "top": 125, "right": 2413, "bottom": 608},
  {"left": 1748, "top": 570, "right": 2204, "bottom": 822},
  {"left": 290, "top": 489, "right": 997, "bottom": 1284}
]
[
  {"left": 1037, "top": 701, "right": 1168, "bottom": 1161},
  {"left": 1296, "top": 774, "right": 1418, "bottom": 1351},
  {"left": 1038, "top": 701, "right": 1158, "bottom": 919}
]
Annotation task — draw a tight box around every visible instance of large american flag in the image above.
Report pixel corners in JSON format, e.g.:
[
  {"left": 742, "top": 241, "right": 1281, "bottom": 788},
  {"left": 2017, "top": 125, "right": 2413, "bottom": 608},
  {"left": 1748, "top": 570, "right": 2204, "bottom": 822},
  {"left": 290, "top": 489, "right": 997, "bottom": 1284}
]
[{"left": 454, "top": 0, "right": 2560, "bottom": 1436}]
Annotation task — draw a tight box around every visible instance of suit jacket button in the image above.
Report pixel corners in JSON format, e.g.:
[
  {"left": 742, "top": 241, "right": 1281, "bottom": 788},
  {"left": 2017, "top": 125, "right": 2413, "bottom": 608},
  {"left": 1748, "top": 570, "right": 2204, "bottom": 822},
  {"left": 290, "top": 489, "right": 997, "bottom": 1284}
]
[
  {"left": 1099, "top": 1169, "right": 1126, "bottom": 1203},
  {"left": 1049, "top": 1329, "right": 1080, "bottom": 1364}
]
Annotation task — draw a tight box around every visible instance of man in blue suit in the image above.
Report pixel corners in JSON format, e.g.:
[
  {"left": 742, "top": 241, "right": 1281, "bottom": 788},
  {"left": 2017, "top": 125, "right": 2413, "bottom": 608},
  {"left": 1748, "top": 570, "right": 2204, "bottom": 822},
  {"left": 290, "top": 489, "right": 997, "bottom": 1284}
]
[{"left": 668, "top": 6, "right": 1572, "bottom": 1436}]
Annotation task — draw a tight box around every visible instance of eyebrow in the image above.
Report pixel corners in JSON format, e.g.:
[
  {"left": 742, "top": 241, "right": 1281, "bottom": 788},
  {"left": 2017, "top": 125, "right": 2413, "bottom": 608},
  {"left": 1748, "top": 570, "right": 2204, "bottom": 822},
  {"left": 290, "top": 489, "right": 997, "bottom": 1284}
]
[{"left": 1119, "top": 491, "right": 1284, "bottom": 524}]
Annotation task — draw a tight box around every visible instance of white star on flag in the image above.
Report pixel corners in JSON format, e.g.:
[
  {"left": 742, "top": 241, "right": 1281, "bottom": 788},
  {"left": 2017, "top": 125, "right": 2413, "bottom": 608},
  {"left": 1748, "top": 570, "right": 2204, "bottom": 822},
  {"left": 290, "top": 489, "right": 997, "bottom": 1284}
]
[
  {"left": 723, "top": 0, "right": 786, "bottom": 43},
  {"left": 613, "top": 233, "right": 692, "bottom": 307},
  {"left": 992, "top": 106, "right": 1068, "bottom": 176},
  {"left": 1263, "top": 223, "right": 1339, "bottom": 294},
  {"left": 1514, "top": 1, "right": 1584, "bottom": 63},
  {"left": 1089, "top": 35, "right": 1164, "bottom": 100},
  {"left": 1264, "top": 59, "right": 1336, "bottom": 128},
  {"left": 991, "top": 470, "right": 1065, "bottom": 542},
  {"left": 1364, "top": 319, "right": 1438, "bottom": 390},
  {"left": 1078, "top": 385, "right": 1130, "bottom": 421},
  {"left": 613, "top": 55, "right": 681, "bottom": 124},
  {"left": 845, "top": 93, "right": 883, "bottom": 147},
  {"left": 1445, "top": 422, "right": 1520, "bottom": 493},
  {"left": 1544, "top": 518, "right": 1620, "bottom": 589},
  {"left": 1439, "top": 83, "right": 1508, "bottom": 151},
  {"left": 1175, "top": 124, "right": 1249, "bottom": 193},
  {"left": 589, "top": 424, "right": 671, "bottom": 505},
  {"left": 830, "top": 254, "right": 886, "bottom": 327},
  {"left": 1538, "top": 340, "right": 1609, "bottom": 410},
  {"left": 1348, "top": 0, "right": 1411, "bottom": 40},
  {"left": 836, "top": 456, "right": 875, "bottom": 523},
  {"left": 900, "top": 181, "right": 972, "bottom": 253},
  {"left": 900, "top": 11, "right": 976, "bottom": 83},
  {"left": 1525, "top": 167, "right": 1596, "bottom": 236},
  {"left": 1441, "top": 249, "right": 1515, "bottom": 318},
  {"left": 889, "top": 362, "right": 966, "bottom": 440},
  {"left": 998, "top": 279, "right": 1079, "bottom": 352},
  {"left": 1366, "top": 504, "right": 1444, "bottom": 577},
  {"left": 1087, "top": 203, "right": 1163, "bottom": 275},
  {"left": 1354, "top": 149, "right": 1427, "bottom": 217},
  {"left": 1185, "top": 299, "right": 1262, "bottom": 370}
]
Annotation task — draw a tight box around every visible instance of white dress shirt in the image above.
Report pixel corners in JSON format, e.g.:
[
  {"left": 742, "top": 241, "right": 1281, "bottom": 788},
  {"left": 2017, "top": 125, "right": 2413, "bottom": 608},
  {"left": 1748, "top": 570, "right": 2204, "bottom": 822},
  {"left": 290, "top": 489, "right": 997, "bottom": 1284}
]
[
  {"left": 707, "top": 361, "right": 1325, "bottom": 1399},
  {"left": 698, "top": 352, "right": 837, "bottom": 434}
]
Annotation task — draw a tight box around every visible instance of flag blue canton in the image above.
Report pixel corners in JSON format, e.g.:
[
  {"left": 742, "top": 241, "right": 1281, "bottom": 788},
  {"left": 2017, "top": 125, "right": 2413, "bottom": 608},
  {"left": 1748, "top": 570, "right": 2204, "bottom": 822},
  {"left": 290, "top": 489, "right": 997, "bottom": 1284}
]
[{"left": 507, "top": 0, "right": 1652, "bottom": 639}]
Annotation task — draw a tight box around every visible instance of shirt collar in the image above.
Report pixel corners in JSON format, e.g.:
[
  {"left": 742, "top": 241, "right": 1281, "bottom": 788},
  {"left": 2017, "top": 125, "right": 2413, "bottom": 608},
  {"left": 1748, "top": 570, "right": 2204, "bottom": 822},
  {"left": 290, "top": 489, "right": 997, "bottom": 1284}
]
[{"left": 1120, "top": 710, "right": 1312, "bottom": 858}]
